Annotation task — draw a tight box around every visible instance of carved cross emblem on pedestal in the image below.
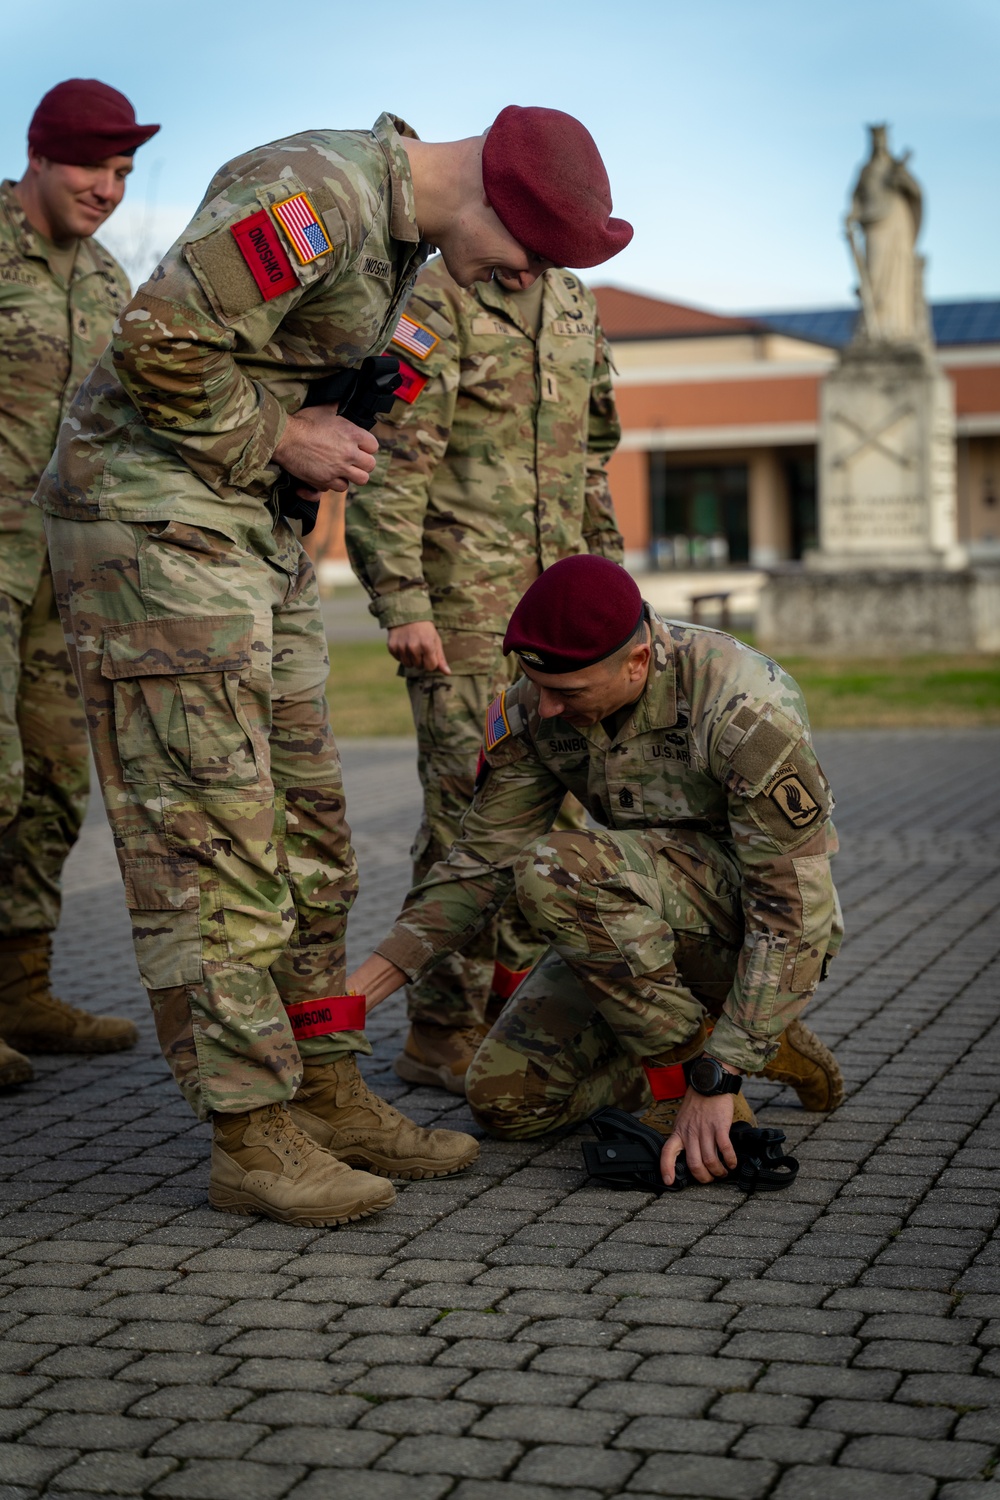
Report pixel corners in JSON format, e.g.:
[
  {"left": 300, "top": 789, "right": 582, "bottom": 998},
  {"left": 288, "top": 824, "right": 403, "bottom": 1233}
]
[{"left": 830, "top": 403, "right": 916, "bottom": 469}]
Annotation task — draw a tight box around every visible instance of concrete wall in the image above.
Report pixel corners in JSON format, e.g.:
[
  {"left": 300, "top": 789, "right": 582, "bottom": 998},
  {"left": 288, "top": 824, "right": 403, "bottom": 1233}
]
[{"left": 758, "top": 566, "right": 1000, "bottom": 655}]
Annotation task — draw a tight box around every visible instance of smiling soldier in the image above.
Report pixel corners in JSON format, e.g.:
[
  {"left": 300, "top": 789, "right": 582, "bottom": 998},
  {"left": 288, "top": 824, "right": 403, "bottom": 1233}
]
[
  {"left": 350, "top": 556, "right": 845, "bottom": 1188},
  {"left": 0, "top": 80, "right": 159, "bottom": 1088}
]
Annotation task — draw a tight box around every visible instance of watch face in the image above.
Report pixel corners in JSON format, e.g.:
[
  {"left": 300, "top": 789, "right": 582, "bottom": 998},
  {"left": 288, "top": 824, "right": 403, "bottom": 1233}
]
[{"left": 689, "top": 1057, "right": 721, "bottom": 1094}]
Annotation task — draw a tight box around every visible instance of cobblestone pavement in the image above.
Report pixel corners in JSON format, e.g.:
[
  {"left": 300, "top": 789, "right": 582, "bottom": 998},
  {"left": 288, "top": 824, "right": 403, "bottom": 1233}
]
[{"left": 0, "top": 730, "right": 998, "bottom": 1500}]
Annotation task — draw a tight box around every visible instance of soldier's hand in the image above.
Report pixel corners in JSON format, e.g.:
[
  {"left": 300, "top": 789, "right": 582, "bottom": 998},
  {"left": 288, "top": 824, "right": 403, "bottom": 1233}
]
[
  {"left": 272, "top": 405, "right": 379, "bottom": 493},
  {"left": 387, "top": 622, "right": 451, "bottom": 674},
  {"left": 660, "top": 1090, "right": 738, "bottom": 1187}
]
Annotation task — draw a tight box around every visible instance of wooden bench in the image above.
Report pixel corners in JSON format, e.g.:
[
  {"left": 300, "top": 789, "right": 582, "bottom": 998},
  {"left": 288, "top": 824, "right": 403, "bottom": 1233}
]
[{"left": 688, "top": 591, "right": 732, "bottom": 630}]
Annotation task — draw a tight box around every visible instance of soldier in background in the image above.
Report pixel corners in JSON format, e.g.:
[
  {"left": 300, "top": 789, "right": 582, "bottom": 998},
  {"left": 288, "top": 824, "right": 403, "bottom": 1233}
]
[
  {"left": 349, "top": 555, "right": 846, "bottom": 1183},
  {"left": 0, "top": 80, "right": 159, "bottom": 1088},
  {"left": 346, "top": 255, "right": 624, "bottom": 1094},
  {"left": 37, "top": 108, "right": 634, "bottom": 1226}
]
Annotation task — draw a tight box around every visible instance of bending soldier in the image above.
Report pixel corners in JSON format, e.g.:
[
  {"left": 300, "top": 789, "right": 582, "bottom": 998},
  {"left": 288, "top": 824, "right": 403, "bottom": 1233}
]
[
  {"left": 346, "top": 253, "right": 624, "bottom": 1095},
  {"left": 350, "top": 557, "right": 845, "bottom": 1186},
  {"left": 36, "top": 108, "right": 633, "bottom": 1224},
  {"left": 0, "top": 80, "right": 159, "bottom": 1086}
]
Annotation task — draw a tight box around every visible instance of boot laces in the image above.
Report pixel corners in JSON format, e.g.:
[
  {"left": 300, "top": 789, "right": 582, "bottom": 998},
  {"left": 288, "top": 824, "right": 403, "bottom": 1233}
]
[
  {"left": 260, "top": 1103, "right": 318, "bottom": 1167},
  {"left": 35, "top": 993, "right": 89, "bottom": 1024},
  {"left": 345, "top": 1066, "right": 404, "bottom": 1125}
]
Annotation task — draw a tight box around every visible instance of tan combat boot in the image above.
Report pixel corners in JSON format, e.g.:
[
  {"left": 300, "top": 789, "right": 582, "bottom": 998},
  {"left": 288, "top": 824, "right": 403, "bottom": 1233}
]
[
  {"left": 762, "top": 1018, "right": 844, "bottom": 1111},
  {"left": 641, "top": 1089, "right": 757, "bottom": 1138},
  {"left": 291, "top": 1054, "right": 480, "bottom": 1179},
  {"left": 394, "top": 1021, "right": 488, "bottom": 1095},
  {"left": 0, "top": 1037, "right": 33, "bottom": 1088},
  {"left": 209, "top": 1102, "right": 395, "bottom": 1226},
  {"left": 0, "top": 936, "right": 138, "bottom": 1054}
]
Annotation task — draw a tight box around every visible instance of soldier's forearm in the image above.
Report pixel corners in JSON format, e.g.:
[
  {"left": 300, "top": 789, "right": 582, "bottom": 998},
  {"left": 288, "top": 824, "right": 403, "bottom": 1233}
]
[{"left": 347, "top": 955, "right": 407, "bottom": 1011}]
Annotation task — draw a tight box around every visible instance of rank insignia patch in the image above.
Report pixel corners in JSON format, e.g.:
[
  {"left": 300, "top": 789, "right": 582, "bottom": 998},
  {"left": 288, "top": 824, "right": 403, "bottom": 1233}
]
[
  {"left": 272, "top": 193, "right": 332, "bottom": 265},
  {"left": 768, "top": 773, "right": 820, "bottom": 828},
  {"left": 394, "top": 357, "right": 427, "bottom": 405},
  {"left": 231, "top": 210, "right": 300, "bottom": 300},
  {"left": 391, "top": 313, "right": 439, "bottom": 360},
  {"left": 484, "top": 691, "right": 512, "bottom": 752}
]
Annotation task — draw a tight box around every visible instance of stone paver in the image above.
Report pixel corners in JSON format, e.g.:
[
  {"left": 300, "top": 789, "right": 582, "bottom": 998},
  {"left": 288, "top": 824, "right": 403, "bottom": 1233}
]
[{"left": 0, "top": 728, "right": 998, "bottom": 1496}]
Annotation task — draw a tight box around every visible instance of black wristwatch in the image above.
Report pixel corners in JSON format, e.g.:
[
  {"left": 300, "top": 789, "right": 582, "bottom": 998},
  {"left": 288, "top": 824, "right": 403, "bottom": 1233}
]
[{"left": 684, "top": 1055, "right": 743, "bottom": 1096}]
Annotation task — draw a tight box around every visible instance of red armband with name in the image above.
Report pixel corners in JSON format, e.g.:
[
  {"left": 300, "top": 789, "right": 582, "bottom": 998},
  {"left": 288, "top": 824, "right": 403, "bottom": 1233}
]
[{"left": 285, "top": 995, "right": 366, "bottom": 1040}]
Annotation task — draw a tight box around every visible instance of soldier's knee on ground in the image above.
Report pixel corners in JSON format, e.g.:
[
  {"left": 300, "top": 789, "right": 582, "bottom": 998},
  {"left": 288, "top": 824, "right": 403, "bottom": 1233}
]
[{"left": 466, "top": 1048, "right": 566, "bottom": 1140}]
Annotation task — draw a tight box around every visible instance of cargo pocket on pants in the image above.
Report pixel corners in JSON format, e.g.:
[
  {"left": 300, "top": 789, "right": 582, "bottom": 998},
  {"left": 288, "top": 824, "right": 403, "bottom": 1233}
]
[
  {"left": 123, "top": 857, "right": 202, "bottom": 987},
  {"left": 101, "top": 614, "right": 259, "bottom": 787}
]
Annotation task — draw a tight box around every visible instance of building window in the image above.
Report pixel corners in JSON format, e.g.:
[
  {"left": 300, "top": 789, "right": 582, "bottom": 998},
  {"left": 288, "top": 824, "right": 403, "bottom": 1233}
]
[
  {"left": 786, "top": 455, "right": 818, "bottom": 559},
  {"left": 648, "top": 458, "right": 749, "bottom": 568}
]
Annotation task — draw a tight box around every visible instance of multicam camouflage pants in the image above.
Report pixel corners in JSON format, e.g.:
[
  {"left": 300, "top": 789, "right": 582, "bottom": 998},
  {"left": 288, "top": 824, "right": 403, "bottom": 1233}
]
[
  {"left": 466, "top": 825, "right": 746, "bottom": 1139},
  {"left": 406, "top": 642, "right": 585, "bottom": 1029},
  {"left": 0, "top": 561, "right": 89, "bottom": 938},
  {"left": 45, "top": 513, "right": 366, "bottom": 1119}
]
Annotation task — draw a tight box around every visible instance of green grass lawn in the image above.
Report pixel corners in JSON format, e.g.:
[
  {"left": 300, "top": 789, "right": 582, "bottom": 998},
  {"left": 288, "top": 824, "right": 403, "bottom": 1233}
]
[
  {"left": 327, "top": 640, "right": 415, "bottom": 738},
  {"left": 326, "top": 639, "right": 1000, "bottom": 737}
]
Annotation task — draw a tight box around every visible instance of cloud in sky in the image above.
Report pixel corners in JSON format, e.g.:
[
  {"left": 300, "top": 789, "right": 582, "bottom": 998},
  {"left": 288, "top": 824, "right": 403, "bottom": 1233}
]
[{"left": 3, "top": 0, "right": 998, "bottom": 308}]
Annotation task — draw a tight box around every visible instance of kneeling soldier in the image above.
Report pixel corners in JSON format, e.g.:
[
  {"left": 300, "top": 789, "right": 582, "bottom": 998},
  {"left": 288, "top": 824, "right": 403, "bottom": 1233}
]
[{"left": 350, "top": 556, "right": 844, "bottom": 1187}]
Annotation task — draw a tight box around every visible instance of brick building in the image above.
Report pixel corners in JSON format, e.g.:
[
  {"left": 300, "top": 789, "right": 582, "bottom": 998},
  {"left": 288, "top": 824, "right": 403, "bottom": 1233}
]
[{"left": 308, "top": 291, "right": 1000, "bottom": 582}]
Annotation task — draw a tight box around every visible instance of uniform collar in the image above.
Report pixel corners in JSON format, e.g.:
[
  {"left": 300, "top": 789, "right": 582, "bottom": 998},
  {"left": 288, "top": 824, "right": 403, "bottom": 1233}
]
[
  {"left": 372, "top": 113, "right": 421, "bottom": 246},
  {"left": 633, "top": 609, "right": 679, "bottom": 731},
  {"left": 474, "top": 267, "right": 561, "bottom": 342},
  {"left": 0, "top": 177, "right": 109, "bottom": 282},
  {"left": 1, "top": 179, "right": 45, "bottom": 260},
  {"left": 585, "top": 606, "right": 678, "bottom": 746}
]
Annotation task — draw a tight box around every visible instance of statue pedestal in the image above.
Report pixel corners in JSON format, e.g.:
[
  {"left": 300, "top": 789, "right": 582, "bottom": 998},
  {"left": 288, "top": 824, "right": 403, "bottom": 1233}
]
[
  {"left": 755, "top": 341, "right": 989, "bottom": 656},
  {"left": 811, "top": 342, "right": 963, "bottom": 571}
]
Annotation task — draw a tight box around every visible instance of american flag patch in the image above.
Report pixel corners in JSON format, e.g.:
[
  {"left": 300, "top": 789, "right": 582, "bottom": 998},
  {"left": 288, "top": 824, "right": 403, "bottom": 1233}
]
[
  {"left": 484, "top": 691, "right": 511, "bottom": 752},
  {"left": 272, "top": 193, "right": 332, "bottom": 265},
  {"left": 391, "top": 313, "right": 439, "bottom": 361}
]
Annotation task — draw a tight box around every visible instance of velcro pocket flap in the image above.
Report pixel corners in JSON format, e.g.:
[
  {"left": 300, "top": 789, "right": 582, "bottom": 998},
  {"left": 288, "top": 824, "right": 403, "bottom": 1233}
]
[
  {"left": 101, "top": 615, "right": 253, "bottom": 680},
  {"left": 123, "top": 857, "right": 198, "bottom": 912},
  {"left": 724, "top": 704, "right": 802, "bottom": 796}
]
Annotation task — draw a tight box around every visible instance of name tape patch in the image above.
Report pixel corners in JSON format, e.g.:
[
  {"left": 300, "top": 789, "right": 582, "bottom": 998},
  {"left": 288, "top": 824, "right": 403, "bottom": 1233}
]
[
  {"left": 272, "top": 193, "right": 332, "bottom": 265},
  {"left": 284, "top": 994, "right": 366, "bottom": 1040},
  {"left": 394, "top": 357, "right": 427, "bottom": 405},
  {"left": 391, "top": 313, "right": 439, "bottom": 360},
  {"left": 359, "top": 254, "right": 392, "bottom": 278},
  {"left": 472, "top": 314, "right": 517, "bottom": 337},
  {"left": 484, "top": 690, "right": 512, "bottom": 752},
  {"left": 231, "top": 210, "right": 300, "bottom": 301}
]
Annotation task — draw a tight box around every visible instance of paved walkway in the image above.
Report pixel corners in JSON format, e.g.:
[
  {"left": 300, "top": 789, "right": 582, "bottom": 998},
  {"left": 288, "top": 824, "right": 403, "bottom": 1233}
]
[{"left": 1, "top": 730, "right": 999, "bottom": 1500}]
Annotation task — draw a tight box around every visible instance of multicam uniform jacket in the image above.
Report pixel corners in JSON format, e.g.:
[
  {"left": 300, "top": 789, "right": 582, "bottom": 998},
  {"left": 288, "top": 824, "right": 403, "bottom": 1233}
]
[
  {"left": 0, "top": 179, "right": 128, "bottom": 601},
  {"left": 34, "top": 115, "right": 427, "bottom": 535},
  {"left": 377, "top": 611, "right": 844, "bottom": 1075},
  {"left": 345, "top": 255, "right": 623, "bottom": 646}
]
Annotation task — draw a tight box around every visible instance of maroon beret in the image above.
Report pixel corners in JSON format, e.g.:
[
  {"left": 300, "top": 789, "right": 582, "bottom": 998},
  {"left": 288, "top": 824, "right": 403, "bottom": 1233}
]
[
  {"left": 503, "top": 556, "right": 644, "bottom": 675},
  {"left": 28, "top": 79, "right": 159, "bottom": 166},
  {"left": 482, "top": 106, "right": 633, "bottom": 269}
]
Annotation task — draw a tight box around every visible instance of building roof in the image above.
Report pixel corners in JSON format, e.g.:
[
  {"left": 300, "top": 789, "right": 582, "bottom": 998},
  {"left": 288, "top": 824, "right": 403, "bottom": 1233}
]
[
  {"left": 747, "top": 299, "right": 1000, "bottom": 348},
  {"left": 591, "top": 285, "right": 761, "bottom": 340},
  {"left": 592, "top": 285, "right": 1000, "bottom": 349}
]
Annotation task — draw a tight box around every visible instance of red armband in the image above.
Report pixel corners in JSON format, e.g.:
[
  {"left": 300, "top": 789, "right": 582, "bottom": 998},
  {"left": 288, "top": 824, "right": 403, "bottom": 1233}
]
[{"left": 284, "top": 994, "right": 366, "bottom": 1040}]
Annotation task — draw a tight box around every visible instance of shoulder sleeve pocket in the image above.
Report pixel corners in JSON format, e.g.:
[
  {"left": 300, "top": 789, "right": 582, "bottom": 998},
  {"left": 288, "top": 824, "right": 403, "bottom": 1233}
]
[{"left": 721, "top": 703, "right": 802, "bottom": 796}]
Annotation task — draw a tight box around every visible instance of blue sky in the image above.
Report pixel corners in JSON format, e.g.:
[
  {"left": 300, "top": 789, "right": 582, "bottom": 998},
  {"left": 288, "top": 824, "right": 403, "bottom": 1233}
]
[{"left": 3, "top": 0, "right": 997, "bottom": 309}]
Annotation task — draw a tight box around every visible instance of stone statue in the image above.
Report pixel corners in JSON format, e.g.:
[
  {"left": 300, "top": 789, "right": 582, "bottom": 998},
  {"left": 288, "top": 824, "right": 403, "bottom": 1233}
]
[{"left": 846, "top": 124, "right": 928, "bottom": 344}]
